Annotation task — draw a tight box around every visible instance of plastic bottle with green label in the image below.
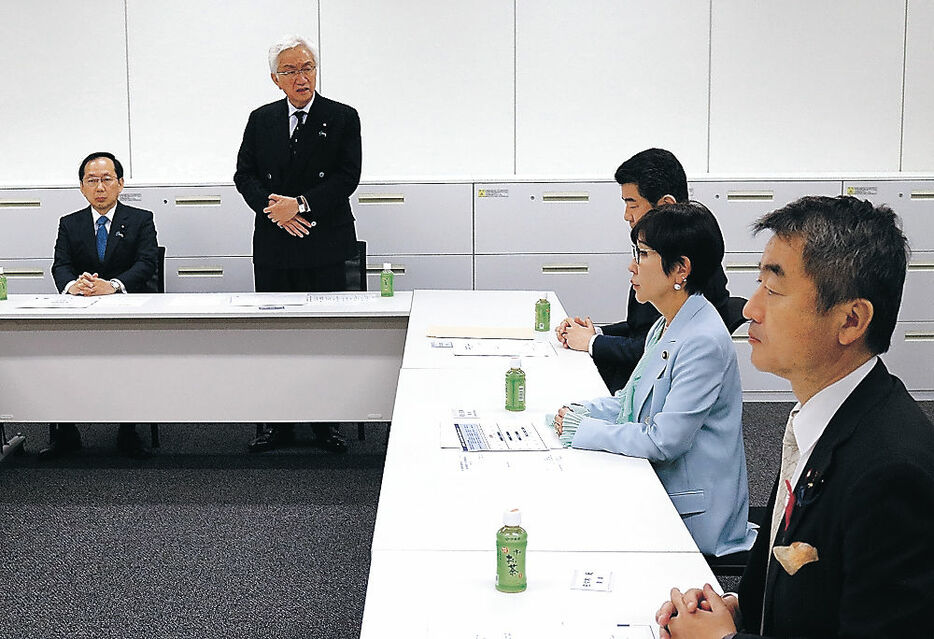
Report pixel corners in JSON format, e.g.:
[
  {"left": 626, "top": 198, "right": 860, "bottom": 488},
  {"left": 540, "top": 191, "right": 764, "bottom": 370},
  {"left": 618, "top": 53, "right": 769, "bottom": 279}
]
[
  {"left": 380, "top": 262, "right": 394, "bottom": 297},
  {"left": 0, "top": 267, "right": 7, "bottom": 301},
  {"left": 505, "top": 358, "right": 526, "bottom": 411},
  {"left": 496, "top": 508, "right": 527, "bottom": 593},
  {"left": 534, "top": 295, "right": 550, "bottom": 332}
]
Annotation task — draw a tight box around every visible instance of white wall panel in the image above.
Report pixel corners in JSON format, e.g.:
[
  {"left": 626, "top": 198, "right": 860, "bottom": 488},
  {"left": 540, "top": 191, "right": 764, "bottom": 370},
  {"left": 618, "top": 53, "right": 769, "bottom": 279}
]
[
  {"left": 126, "top": 0, "right": 317, "bottom": 183},
  {"left": 902, "top": 0, "right": 934, "bottom": 171},
  {"left": 516, "top": 0, "right": 710, "bottom": 176},
  {"left": 320, "top": 0, "right": 514, "bottom": 178},
  {"left": 0, "top": 1, "right": 129, "bottom": 186},
  {"left": 709, "top": 1, "right": 905, "bottom": 172}
]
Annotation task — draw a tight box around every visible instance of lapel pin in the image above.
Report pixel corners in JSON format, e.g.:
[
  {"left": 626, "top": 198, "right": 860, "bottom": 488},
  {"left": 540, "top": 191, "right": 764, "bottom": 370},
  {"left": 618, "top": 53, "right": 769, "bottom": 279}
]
[
  {"left": 318, "top": 131, "right": 327, "bottom": 137},
  {"left": 661, "top": 350, "right": 669, "bottom": 360}
]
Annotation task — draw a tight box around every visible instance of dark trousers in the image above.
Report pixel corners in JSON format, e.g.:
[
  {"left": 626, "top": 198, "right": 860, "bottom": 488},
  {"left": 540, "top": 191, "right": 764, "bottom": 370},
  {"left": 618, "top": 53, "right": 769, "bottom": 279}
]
[{"left": 253, "top": 263, "right": 346, "bottom": 293}]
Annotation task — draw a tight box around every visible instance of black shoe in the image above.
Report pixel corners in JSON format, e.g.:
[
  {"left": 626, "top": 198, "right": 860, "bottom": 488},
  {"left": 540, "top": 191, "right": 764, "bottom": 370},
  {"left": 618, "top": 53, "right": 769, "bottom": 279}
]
[
  {"left": 311, "top": 423, "right": 347, "bottom": 454},
  {"left": 248, "top": 424, "right": 295, "bottom": 453},
  {"left": 38, "top": 424, "right": 82, "bottom": 461},
  {"left": 117, "top": 425, "right": 152, "bottom": 460}
]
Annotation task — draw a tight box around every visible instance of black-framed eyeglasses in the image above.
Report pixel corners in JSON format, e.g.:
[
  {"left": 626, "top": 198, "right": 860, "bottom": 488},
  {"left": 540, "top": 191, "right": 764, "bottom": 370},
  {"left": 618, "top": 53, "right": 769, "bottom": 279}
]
[
  {"left": 275, "top": 65, "right": 317, "bottom": 78},
  {"left": 632, "top": 245, "right": 657, "bottom": 264}
]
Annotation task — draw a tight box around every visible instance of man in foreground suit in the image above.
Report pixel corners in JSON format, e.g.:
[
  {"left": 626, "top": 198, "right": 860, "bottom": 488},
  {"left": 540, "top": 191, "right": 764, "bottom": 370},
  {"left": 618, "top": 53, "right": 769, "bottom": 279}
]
[
  {"left": 655, "top": 195, "right": 934, "bottom": 638},
  {"left": 234, "top": 34, "right": 361, "bottom": 453},
  {"left": 44, "top": 151, "right": 159, "bottom": 459},
  {"left": 556, "top": 148, "right": 729, "bottom": 393}
]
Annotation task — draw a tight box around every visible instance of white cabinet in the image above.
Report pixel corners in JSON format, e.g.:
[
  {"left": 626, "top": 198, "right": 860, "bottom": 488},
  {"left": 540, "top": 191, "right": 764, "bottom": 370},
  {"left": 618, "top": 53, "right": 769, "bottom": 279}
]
[
  {"left": 0, "top": 259, "right": 56, "bottom": 295},
  {"left": 883, "top": 323, "right": 934, "bottom": 397},
  {"left": 515, "top": 0, "right": 709, "bottom": 175},
  {"left": 709, "top": 1, "right": 905, "bottom": 172},
  {"left": 690, "top": 181, "right": 843, "bottom": 253},
  {"left": 366, "top": 255, "right": 472, "bottom": 292},
  {"left": 474, "top": 253, "right": 629, "bottom": 324},
  {"left": 842, "top": 180, "right": 934, "bottom": 252},
  {"left": 164, "top": 257, "right": 254, "bottom": 293},
  {"left": 354, "top": 184, "right": 472, "bottom": 255},
  {"left": 0, "top": 188, "right": 87, "bottom": 258}
]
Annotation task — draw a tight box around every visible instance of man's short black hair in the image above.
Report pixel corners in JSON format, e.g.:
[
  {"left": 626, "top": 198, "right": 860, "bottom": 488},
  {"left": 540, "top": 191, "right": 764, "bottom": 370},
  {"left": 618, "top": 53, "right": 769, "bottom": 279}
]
[
  {"left": 614, "top": 148, "right": 689, "bottom": 205},
  {"left": 78, "top": 152, "right": 123, "bottom": 182},
  {"left": 753, "top": 195, "right": 909, "bottom": 354},
  {"left": 631, "top": 201, "right": 724, "bottom": 295}
]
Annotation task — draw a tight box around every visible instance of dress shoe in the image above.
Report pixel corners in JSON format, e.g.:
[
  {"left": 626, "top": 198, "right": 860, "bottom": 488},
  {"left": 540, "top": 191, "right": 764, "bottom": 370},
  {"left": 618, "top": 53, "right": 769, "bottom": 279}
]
[
  {"left": 311, "top": 423, "right": 347, "bottom": 454},
  {"left": 117, "top": 425, "right": 152, "bottom": 460},
  {"left": 248, "top": 424, "right": 295, "bottom": 453},
  {"left": 38, "top": 424, "right": 82, "bottom": 461}
]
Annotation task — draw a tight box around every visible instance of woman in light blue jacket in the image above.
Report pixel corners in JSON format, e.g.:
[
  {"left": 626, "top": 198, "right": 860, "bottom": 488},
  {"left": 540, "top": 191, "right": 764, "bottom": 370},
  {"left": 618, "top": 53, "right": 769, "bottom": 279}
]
[{"left": 552, "top": 202, "right": 756, "bottom": 557}]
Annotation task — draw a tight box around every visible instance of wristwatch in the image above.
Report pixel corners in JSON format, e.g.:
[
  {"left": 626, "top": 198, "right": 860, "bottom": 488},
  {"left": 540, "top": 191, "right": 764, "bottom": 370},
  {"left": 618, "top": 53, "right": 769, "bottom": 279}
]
[
  {"left": 297, "top": 195, "right": 310, "bottom": 214},
  {"left": 109, "top": 279, "right": 122, "bottom": 293}
]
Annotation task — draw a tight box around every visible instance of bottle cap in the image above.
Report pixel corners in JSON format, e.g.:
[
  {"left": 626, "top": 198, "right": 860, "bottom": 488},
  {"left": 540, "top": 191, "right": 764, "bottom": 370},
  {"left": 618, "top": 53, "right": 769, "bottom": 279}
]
[
  {"left": 509, "top": 357, "right": 521, "bottom": 370},
  {"left": 0, "top": 267, "right": 4, "bottom": 275},
  {"left": 383, "top": 262, "right": 391, "bottom": 270},
  {"left": 503, "top": 508, "right": 521, "bottom": 526}
]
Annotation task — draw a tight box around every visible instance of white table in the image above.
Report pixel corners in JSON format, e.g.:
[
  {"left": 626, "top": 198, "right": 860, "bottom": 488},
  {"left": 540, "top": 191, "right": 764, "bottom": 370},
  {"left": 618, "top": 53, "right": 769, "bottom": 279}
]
[
  {"left": 0, "top": 292, "right": 411, "bottom": 423},
  {"left": 361, "top": 550, "right": 716, "bottom": 638}
]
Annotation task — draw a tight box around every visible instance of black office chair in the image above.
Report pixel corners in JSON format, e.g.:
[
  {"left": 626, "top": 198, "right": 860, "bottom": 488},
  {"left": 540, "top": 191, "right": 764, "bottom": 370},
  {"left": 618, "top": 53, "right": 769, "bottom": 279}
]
[
  {"left": 148, "top": 247, "right": 166, "bottom": 448},
  {"left": 721, "top": 296, "right": 749, "bottom": 334},
  {"left": 704, "top": 506, "right": 767, "bottom": 577}
]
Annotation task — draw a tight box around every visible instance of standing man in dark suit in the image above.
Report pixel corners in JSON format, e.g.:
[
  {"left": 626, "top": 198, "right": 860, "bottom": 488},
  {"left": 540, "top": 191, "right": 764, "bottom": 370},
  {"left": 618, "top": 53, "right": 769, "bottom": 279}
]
[
  {"left": 556, "top": 148, "right": 730, "bottom": 394},
  {"left": 655, "top": 196, "right": 934, "bottom": 638},
  {"left": 234, "top": 35, "right": 361, "bottom": 454},
  {"left": 43, "top": 151, "right": 158, "bottom": 459}
]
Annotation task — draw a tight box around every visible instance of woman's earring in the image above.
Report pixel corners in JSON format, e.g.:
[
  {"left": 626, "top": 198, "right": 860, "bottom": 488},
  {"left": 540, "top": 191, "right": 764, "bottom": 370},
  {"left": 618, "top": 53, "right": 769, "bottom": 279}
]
[{"left": 673, "top": 281, "right": 682, "bottom": 291}]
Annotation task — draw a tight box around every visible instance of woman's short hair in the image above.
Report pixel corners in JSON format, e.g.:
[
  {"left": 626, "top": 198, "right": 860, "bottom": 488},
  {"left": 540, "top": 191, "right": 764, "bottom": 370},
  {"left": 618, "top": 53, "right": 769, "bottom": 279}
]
[{"left": 630, "top": 201, "right": 725, "bottom": 295}]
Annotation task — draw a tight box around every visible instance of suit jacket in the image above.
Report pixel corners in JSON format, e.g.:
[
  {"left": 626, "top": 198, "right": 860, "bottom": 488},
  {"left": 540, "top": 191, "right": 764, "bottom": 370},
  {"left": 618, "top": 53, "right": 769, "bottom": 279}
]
[
  {"left": 572, "top": 294, "right": 756, "bottom": 556},
  {"left": 592, "top": 264, "right": 731, "bottom": 374},
  {"left": 735, "top": 360, "right": 934, "bottom": 638},
  {"left": 234, "top": 93, "right": 360, "bottom": 269},
  {"left": 51, "top": 202, "right": 158, "bottom": 293}
]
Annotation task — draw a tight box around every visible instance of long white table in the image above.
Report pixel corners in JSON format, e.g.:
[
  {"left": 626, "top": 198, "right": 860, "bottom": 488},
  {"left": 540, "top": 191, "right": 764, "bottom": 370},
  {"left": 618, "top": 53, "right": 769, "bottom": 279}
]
[{"left": 0, "top": 292, "right": 411, "bottom": 423}]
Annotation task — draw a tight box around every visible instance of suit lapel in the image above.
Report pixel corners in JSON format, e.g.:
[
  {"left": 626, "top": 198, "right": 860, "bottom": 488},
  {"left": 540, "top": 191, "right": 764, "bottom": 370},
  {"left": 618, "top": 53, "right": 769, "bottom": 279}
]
[
  {"left": 76, "top": 207, "right": 101, "bottom": 268},
  {"left": 103, "top": 202, "right": 128, "bottom": 265}
]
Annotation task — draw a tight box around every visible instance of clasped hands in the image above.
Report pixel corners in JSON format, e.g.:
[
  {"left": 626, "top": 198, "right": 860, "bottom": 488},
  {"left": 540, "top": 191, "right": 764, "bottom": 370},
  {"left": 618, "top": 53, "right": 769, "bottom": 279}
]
[
  {"left": 655, "top": 583, "right": 739, "bottom": 639},
  {"left": 555, "top": 316, "right": 596, "bottom": 351},
  {"left": 264, "top": 194, "right": 311, "bottom": 238},
  {"left": 68, "top": 272, "right": 116, "bottom": 296}
]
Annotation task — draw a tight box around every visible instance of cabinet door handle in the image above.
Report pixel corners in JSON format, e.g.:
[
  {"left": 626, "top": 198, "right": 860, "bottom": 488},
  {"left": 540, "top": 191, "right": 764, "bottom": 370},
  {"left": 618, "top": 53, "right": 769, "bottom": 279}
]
[
  {"left": 908, "top": 263, "right": 934, "bottom": 272},
  {"left": 175, "top": 196, "right": 222, "bottom": 206},
  {"left": 905, "top": 332, "right": 934, "bottom": 342},
  {"left": 542, "top": 192, "right": 589, "bottom": 202},
  {"left": 542, "top": 264, "right": 589, "bottom": 274},
  {"left": 910, "top": 190, "right": 934, "bottom": 200},
  {"left": 725, "top": 263, "right": 760, "bottom": 272},
  {"left": 727, "top": 190, "right": 773, "bottom": 201},
  {"left": 177, "top": 267, "right": 224, "bottom": 277},
  {"left": 358, "top": 194, "right": 405, "bottom": 204},
  {"left": 0, "top": 199, "right": 41, "bottom": 208},
  {"left": 1, "top": 268, "right": 45, "bottom": 278}
]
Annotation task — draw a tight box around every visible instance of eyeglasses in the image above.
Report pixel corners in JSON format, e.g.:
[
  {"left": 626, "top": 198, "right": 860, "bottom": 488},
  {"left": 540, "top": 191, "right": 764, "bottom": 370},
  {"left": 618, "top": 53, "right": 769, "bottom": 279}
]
[
  {"left": 83, "top": 176, "right": 117, "bottom": 187},
  {"left": 275, "top": 65, "right": 316, "bottom": 79},
  {"left": 632, "top": 245, "right": 657, "bottom": 264}
]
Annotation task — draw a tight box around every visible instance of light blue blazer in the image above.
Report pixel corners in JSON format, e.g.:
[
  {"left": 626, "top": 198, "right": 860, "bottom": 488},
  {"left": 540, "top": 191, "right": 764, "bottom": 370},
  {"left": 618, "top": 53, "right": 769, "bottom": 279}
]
[{"left": 572, "top": 294, "right": 757, "bottom": 556}]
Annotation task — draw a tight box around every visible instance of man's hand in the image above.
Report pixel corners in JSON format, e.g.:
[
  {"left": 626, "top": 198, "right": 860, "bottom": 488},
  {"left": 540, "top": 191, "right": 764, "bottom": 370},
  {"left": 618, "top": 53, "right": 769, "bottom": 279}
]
[
  {"left": 564, "top": 316, "right": 596, "bottom": 351},
  {"left": 264, "top": 194, "right": 300, "bottom": 224},
  {"left": 658, "top": 584, "right": 738, "bottom": 639},
  {"left": 68, "top": 273, "right": 117, "bottom": 296},
  {"left": 278, "top": 215, "right": 312, "bottom": 238}
]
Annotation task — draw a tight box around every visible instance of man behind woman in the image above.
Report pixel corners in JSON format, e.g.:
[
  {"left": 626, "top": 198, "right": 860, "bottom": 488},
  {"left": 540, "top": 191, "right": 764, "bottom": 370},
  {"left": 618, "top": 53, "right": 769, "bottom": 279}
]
[{"left": 552, "top": 201, "right": 756, "bottom": 557}]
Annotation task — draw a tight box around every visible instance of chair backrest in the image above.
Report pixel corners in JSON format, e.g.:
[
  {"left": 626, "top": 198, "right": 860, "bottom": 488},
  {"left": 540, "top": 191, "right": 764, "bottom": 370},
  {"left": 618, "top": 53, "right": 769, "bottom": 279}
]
[
  {"left": 724, "top": 296, "right": 749, "bottom": 334},
  {"left": 344, "top": 240, "right": 367, "bottom": 292},
  {"left": 150, "top": 246, "right": 166, "bottom": 293}
]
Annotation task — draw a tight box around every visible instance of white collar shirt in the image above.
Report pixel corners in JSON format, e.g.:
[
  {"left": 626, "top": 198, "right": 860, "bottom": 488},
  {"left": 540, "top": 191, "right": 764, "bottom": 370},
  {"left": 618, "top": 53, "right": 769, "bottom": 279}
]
[{"left": 288, "top": 94, "right": 314, "bottom": 137}]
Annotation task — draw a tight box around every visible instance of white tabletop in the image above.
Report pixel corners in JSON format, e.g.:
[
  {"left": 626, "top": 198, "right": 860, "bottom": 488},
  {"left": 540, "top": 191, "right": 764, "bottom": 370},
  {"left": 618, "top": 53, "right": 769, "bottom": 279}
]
[
  {"left": 371, "top": 368, "right": 698, "bottom": 553},
  {"left": 361, "top": 550, "right": 718, "bottom": 638},
  {"left": 0, "top": 291, "right": 412, "bottom": 320}
]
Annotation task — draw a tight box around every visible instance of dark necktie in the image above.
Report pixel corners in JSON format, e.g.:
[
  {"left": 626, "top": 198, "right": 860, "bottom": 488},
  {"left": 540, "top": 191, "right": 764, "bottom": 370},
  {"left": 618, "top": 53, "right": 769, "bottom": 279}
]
[
  {"left": 290, "top": 111, "right": 306, "bottom": 156},
  {"left": 96, "top": 216, "right": 108, "bottom": 262}
]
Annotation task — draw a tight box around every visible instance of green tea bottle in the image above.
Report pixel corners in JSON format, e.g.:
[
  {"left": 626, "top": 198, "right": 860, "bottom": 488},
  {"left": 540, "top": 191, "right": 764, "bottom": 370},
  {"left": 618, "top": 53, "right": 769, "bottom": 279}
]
[
  {"left": 380, "top": 262, "right": 394, "bottom": 297},
  {"left": 496, "top": 508, "right": 527, "bottom": 593},
  {"left": 534, "top": 295, "right": 550, "bottom": 332},
  {"left": 505, "top": 358, "right": 526, "bottom": 411},
  {"left": 0, "top": 267, "right": 7, "bottom": 301}
]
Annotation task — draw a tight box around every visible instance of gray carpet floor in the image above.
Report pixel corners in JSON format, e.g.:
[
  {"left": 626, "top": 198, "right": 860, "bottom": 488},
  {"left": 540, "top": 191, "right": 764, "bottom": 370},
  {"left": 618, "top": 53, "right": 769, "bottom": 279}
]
[{"left": 2, "top": 403, "right": 932, "bottom": 638}]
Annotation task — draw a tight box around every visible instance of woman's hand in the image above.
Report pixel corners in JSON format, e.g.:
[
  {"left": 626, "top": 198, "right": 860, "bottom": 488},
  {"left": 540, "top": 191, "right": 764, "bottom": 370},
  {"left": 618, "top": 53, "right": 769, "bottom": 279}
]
[{"left": 554, "top": 406, "right": 569, "bottom": 435}]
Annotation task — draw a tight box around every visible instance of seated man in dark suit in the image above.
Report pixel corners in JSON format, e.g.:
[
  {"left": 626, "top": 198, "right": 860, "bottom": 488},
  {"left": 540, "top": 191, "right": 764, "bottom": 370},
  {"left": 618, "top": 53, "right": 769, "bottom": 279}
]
[
  {"left": 655, "top": 196, "right": 934, "bottom": 639},
  {"left": 43, "top": 151, "right": 159, "bottom": 460},
  {"left": 556, "top": 148, "right": 729, "bottom": 394}
]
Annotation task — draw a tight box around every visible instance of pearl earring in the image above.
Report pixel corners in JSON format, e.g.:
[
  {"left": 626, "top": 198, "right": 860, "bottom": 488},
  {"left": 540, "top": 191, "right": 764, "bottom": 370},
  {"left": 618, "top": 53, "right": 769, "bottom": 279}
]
[{"left": 673, "top": 282, "right": 682, "bottom": 291}]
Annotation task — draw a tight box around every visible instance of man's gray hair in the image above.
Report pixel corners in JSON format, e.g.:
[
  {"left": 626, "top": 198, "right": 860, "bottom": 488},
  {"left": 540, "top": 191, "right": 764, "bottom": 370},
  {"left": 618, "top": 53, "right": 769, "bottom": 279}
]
[{"left": 268, "top": 35, "right": 318, "bottom": 73}]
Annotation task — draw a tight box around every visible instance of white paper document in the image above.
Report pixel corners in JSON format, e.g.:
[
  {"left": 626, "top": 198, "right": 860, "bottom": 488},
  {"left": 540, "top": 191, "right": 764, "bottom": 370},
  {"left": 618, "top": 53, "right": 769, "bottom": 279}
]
[
  {"left": 306, "top": 292, "right": 381, "bottom": 304},
  {"left": 91, "top": 295, "right": 152, "bottom": 308},
  {"left": 442, "top": 409, "right": 564, "bottom": 451},
  {"left": 13, "top": 296, "right": 98, "bottom": 309},
  {"left": 452, "top": 339, "right": 555, "bottom": 358},
  {"left": 570, "top": 569, "right": 614, "bottom": 592}
]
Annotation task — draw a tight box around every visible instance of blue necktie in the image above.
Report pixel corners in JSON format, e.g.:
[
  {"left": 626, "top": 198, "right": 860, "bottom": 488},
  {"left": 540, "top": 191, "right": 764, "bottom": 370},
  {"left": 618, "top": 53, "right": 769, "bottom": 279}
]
[{"left": 96, "top": 216, "right": 108, "bottom": 262}]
